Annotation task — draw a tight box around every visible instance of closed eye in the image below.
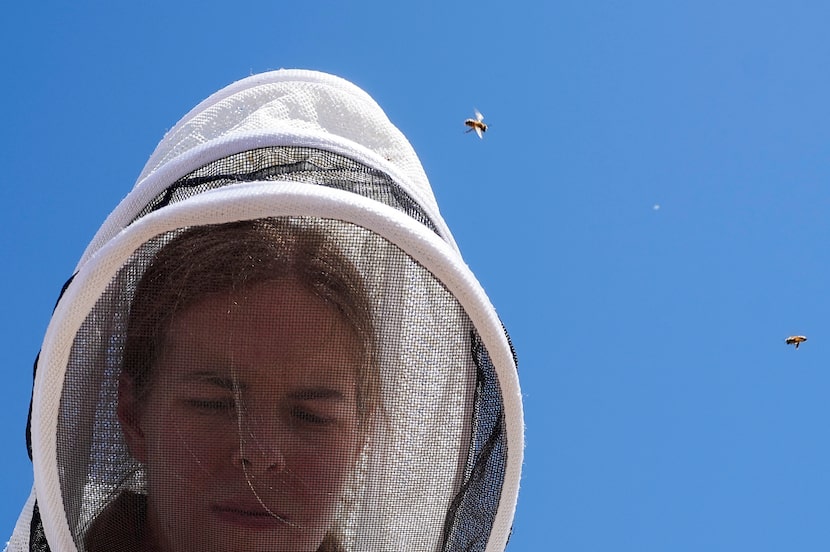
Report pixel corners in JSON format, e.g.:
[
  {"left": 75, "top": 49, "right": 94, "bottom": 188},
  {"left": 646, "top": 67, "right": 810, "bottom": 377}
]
[
  {"left": 291, "top": 407, "right": 333, "bottom": 425},
  {"left": 188, "top": 399, "right": 235, "bottom": 411}
]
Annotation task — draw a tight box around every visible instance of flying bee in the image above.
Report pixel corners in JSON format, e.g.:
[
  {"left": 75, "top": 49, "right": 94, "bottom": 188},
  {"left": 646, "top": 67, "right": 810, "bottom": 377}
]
[
  {"left": 464, "top": 109, "right": 487, "bottom": 139},
  {"left": 785, "top": 335, "right": 807, "bottom": 349}
]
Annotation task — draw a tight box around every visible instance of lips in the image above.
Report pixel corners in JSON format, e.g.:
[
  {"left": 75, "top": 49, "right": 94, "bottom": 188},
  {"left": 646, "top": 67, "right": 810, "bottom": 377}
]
[{"left": 211, "top": 501, "right": 292, "bottom": 530}]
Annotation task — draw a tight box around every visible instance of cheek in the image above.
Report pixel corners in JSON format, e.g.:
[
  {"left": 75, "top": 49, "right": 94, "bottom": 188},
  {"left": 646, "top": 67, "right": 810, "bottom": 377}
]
[
  {"left": 285, "top": 431, "right": 362, "bottom": 494},
  {"left": 142, "top": 408, "right": 236, "bottom": 485}
]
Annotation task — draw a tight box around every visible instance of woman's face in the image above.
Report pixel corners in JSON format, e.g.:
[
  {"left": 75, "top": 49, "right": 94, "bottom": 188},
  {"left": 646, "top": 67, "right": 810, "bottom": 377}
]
[{"left": 120, "top": 279, "right": 363, "bottom": 552}]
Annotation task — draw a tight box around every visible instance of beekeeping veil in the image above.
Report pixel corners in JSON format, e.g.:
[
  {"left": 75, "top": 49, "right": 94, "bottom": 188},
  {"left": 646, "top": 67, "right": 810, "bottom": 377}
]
[{"left": 7, "top": 69, "right": 523, "bottom": 552}]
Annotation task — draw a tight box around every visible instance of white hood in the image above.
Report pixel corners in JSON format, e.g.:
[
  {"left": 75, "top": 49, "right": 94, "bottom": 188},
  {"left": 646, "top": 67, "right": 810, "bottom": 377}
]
[{"left": 8, "top": 69, "right": 523, "bottom": 552}]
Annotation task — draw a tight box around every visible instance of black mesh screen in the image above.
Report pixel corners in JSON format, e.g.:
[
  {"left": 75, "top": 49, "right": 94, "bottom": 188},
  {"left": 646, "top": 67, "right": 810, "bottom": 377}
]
[
  {"left": 441, "top": 331, "right": 509, "bottom": 552},
  {"left": 132, "top": 147, "right": 440, "bottom": 236},
  {"left": 28, "top": 502, "right": 50, "bottom": 552}
]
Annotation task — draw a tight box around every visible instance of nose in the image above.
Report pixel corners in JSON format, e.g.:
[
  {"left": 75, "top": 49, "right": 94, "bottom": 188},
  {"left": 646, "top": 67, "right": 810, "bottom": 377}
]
[{"left": 231, "top": 421, "right": 287, "bottom": 474}]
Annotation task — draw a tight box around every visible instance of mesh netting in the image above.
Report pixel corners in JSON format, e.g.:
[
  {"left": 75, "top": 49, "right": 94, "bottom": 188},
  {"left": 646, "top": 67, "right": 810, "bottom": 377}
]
[{"left": 47, "top": 215, "right": 506, "bottom": 552}]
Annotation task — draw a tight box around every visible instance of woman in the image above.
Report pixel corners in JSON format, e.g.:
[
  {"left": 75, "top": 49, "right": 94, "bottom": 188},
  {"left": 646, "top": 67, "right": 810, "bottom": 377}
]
[
  {"left": 84, "top": 218, "right": 377, "bottom": 551},
  {"left": 8, "top": 69, "right": 522, "bottom": 552}
]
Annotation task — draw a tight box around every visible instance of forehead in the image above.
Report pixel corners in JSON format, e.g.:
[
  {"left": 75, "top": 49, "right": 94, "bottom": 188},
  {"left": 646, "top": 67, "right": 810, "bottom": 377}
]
[
  {"left": 169, "top": 277, "right": 355, "bottom": 332},
  {"left": 159, "top": 279, "right": 363, "bottom": 381}
]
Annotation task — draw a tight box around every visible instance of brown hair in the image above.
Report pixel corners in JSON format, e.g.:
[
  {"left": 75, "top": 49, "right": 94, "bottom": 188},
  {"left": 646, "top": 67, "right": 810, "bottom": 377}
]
[{"left": 122, "top": 216, "right": 378, "bottom": 424}]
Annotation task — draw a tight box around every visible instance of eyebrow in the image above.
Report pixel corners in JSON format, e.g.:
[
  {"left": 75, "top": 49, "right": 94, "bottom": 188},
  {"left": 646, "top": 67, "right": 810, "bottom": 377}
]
[
  {"left": 183, "top": 372, "right": 245, "bottom": 392},
  {"left": 288, "top": 388, "right": 345, "bottom": 401},
  {"left": 182, "top": 374, "right": 344, "bottom": 401}
]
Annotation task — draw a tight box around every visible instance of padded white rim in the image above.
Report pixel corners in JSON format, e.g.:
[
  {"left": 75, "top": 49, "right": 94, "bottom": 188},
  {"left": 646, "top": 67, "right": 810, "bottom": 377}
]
[
  {"left": 78, "top": 129, "right": 458, "bottom": 272},
  {"left": 33, "top": 182, "right": 522, "bottom": 552}
]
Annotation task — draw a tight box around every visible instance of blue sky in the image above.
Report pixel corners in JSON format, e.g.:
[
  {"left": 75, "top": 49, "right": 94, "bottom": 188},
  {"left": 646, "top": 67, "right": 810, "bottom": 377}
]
[{"left": 3, "top": 1, "right": 830, "bottom": 550}]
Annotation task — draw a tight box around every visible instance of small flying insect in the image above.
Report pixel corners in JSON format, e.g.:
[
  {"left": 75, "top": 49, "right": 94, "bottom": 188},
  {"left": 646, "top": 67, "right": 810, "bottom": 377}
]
[
  {"left": 464, "top": 109, "right": 487, "bottom": 139},
  {"left": 785, "top": 335, "right": 807, "bottom": 349}
]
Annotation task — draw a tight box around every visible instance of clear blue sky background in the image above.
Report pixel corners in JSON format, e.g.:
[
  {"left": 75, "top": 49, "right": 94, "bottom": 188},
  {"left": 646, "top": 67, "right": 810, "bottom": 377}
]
[{"left": 3, "top": 1, "right": 830, "bottom": 550}]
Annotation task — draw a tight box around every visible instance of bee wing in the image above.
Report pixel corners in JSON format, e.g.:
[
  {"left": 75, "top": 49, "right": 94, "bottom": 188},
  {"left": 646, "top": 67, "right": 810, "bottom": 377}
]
[
  {"left": 474, "top": 108, "right": 484, "bottom": 122},
  {"left": 474, "top": 126, "right": 483, "bottom": 139}
]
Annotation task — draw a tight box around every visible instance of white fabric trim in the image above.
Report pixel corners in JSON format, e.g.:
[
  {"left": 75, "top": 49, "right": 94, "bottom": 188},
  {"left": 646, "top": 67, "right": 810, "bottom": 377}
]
[
  {"left": 78, "top": 68, "right": 450, "bottom": 268},
  {"left": 4, "top": 486, "right": 35, "bottom": 552},
  {"left": 77, "top": 129, "right": 457, "bottom": 271},
  {"left": 33, "top": 182, "right": 522, "bottom": 552}
]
